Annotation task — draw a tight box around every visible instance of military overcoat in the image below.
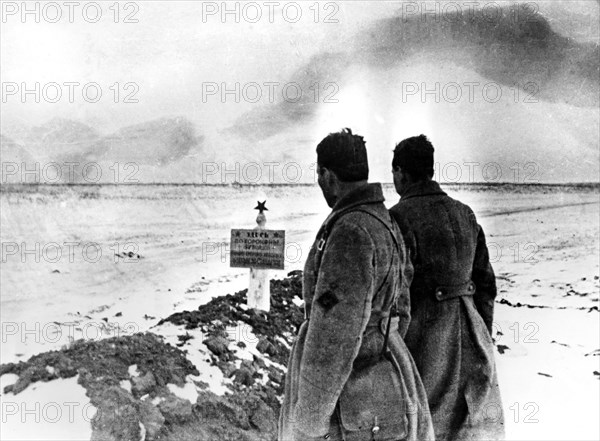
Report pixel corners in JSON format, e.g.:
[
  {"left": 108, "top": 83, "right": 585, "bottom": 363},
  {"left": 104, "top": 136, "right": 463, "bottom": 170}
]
[
  {"left": 389, "top": 180, "right": 505, "bottom": 441},
  {"left": 279, "top": 183, "right": 434, "bottom": 441}
]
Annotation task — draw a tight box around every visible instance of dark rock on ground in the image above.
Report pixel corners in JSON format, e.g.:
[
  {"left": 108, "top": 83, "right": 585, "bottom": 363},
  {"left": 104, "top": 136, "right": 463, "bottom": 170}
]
[
  {"left": 9, "top": 365, "right": 54, "bottom": 394},
  {"left": 132, "top": 371, "right": 156, "bottom": 397},
  {"left": 497, "top": 344, "right": 511, "bottom": 354},
  {"left": 203, "top": 336, "right": 230, "bottom": 356},
  {"left": 139, "top": 400, "right": 165, "bottom": 440},
  {"left": 91, "top": 386, "right": 140, "bottom": 441},
  {"left": 268, "top": 369, "right": 284, "bottom": 385},
  {"left": 195, "top": 392, "right": 251, "bottom": 430},
  {"left": 193, "top": 391, "right": 278, "bottom": 440},
  {"left": 158, "top": 394, "right": 194, "bottom": 423},
  {"left": 233, "top": 367, "right": 255, "bottom": 387},
  {"left": 257, "top": 338, "right": 279, "bottom": 356},
  {"left": 250, "top": 399, "right": 277, "bottom": 433},
  {"left": 217, "top": 360, "right": 237, "bottom": 378}
]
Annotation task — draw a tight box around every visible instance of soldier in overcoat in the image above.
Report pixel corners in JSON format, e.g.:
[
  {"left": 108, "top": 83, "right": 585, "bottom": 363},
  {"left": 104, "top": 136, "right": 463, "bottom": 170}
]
[
  {"left": 278, "top": 129, "right": 434, "bottom": 441},
  {"left": 389, "top": 135, "right": 505, "bottom": 441}
]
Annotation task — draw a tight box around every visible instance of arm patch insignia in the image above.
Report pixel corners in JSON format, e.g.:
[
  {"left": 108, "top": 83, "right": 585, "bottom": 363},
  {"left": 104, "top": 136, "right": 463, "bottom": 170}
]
[{"left": 317, "top": 290, "right": 339, "bottom": 311}]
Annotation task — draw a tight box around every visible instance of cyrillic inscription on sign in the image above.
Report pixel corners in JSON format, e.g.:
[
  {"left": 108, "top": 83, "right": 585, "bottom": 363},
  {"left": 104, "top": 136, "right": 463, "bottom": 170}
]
[{"left": 230, "top": 229, "right": 285, "bottom": 270}]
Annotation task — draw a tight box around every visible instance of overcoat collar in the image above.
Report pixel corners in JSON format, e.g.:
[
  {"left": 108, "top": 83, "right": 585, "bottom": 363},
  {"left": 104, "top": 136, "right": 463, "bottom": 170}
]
[
  {"left": 400, "top": 179, "right": 446, "bottom": 200},
  {"left": 331, "top": 183, "right": 385, "bottom": 214}
]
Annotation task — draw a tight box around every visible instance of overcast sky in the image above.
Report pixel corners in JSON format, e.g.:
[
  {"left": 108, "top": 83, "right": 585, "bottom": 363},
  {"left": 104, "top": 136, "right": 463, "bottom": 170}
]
[
  {"left": 1, "top": 1, "right": 597, "bottom": 132},
  {"left": 1, "top": 2, "right": 403, "bottom": 131}
]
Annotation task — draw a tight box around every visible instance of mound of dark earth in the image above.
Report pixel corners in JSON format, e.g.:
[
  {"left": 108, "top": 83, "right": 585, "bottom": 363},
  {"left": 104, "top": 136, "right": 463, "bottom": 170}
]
[
  {"left": 1, "top": 271, "right": 305, "bottom": 441},
  {"left": 159, "top": 270, "right": 304, "bottom": 368}
]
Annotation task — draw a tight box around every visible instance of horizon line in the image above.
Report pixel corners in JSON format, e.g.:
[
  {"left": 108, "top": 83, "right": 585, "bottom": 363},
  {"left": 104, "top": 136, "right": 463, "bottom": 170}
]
[{"left": 1, "top": 182, "right": 599, "bottom": 187}]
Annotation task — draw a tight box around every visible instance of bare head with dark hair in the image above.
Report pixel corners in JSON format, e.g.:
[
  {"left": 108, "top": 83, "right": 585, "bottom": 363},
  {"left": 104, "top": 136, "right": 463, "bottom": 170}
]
[
  {"left": 316, "top": 128, "right": 369, "bottom": 182},
  {"left": 392, "top": 134, "right": 435, "bottom": 180},
  {"left": 315, "top": 128, "right": 369, "bottom": 207},
  {"left": 392, "top": 134, "right": 435, "bottom": 196}
]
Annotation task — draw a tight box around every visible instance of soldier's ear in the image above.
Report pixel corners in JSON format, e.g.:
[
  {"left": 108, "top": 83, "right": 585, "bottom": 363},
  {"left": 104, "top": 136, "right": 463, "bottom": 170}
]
[
  {"left": 392, "top": 166, "right": 402, "bottom": 180},
  {"left": 319, "top": 166, "right": 332, "bottom": 184},
  {"left": 324, "top": 167, "right": 340, "bottom": 186},
  {"left": 398, "top": 168, "right": 411, "bottom": 185}
]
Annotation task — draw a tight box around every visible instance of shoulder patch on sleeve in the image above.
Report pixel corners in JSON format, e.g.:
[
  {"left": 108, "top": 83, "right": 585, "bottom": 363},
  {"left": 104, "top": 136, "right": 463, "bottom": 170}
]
[{"left": 316, "top": 290, "right": 339, "bottom": 311}]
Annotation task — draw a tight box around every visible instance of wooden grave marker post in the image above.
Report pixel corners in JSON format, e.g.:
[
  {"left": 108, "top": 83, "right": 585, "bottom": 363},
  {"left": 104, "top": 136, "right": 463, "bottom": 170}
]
[{"left": 230, "top": 201, "right": 285, "bottom": 311}]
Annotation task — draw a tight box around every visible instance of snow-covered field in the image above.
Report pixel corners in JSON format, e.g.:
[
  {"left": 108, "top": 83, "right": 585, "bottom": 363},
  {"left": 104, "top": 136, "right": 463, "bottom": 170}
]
[{"left": 1, "top": 183, "right": 599, "bottom": 440}]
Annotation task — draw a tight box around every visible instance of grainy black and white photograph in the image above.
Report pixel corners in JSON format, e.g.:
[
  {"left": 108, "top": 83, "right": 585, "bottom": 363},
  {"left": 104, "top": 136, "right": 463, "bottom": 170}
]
[{"left": 0, "top": 1, "right": 598, "bottom": 440}]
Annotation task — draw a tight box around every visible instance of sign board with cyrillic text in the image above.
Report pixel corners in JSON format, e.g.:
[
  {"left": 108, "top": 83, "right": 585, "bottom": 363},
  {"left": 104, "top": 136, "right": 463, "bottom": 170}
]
[{"left": 230, "top": 229, "right": 285, "bottom": 270}]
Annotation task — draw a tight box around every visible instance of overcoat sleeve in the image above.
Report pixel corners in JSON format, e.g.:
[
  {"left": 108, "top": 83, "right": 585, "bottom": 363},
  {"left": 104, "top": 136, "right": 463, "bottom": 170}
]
[
  {"left": 472, "top": 224, "right": 497, "bottom": 335},
  {"left": 294, "top": 219, "right": 375, "bottom": 437},
  {"left": 395, "top": 223, "right": 414, "bottom": 338}
]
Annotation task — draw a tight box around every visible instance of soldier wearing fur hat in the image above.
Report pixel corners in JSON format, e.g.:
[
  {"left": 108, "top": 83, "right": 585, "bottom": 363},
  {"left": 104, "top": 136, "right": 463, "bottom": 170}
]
[
  {"left": 278, "top": 128, "right": 434, "bottom": 441},
  {"left": 389, "top": 135, "right": 505, "bottom": 441}
]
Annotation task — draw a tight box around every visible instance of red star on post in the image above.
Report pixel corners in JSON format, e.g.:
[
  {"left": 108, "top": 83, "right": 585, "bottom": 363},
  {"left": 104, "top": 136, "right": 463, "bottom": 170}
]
[{"left": 254, "top": 200, "right": 268, "bottom": 214}]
